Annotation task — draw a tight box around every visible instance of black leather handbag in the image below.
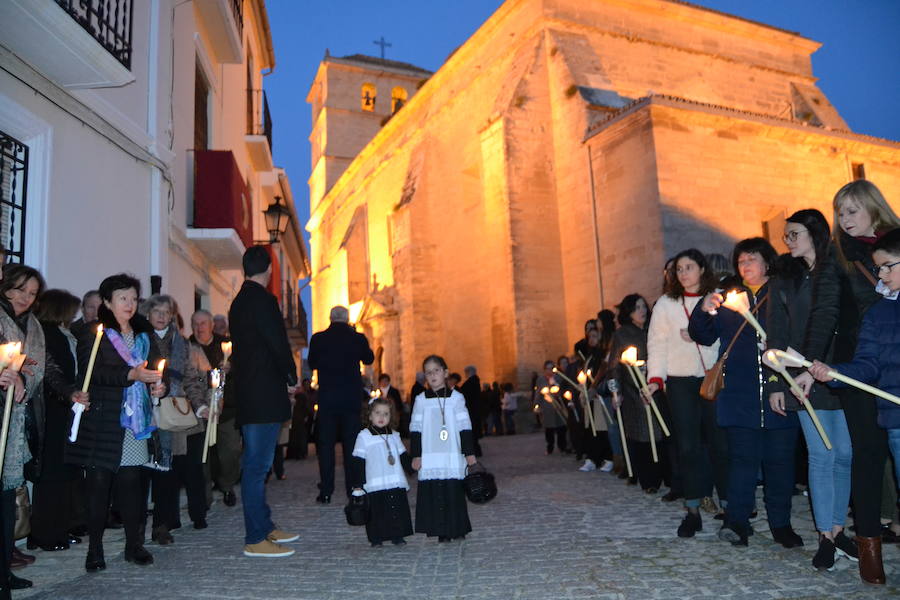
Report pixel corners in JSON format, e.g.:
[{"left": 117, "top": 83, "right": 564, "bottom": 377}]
[
  {"left": 344, "top": 492, "right": 370, "bottom": 526},
  {"left": 463, "top": 462, "right": 497, "bottom": 504}
]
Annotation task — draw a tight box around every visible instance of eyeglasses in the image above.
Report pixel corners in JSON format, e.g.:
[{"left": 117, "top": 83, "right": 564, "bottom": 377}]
[
  {"left": 872, "top": 261, "right": 900, "bottom": 277},
  {"left": 782, "top": 229, "right": 808, "bottom": 243}
]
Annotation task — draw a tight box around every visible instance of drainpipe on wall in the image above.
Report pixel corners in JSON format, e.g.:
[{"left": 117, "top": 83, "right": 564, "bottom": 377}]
[{"left": 587, "top": 145, "right": 605, "bottom": 309}]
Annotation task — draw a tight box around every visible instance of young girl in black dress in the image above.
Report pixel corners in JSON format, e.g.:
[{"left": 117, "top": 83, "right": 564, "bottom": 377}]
[
  {"left": 410, "top": 355, "right": 477, "bottom": 541},
  {"left": 349, "top": 397, "right": 413, "bottom": 546}
]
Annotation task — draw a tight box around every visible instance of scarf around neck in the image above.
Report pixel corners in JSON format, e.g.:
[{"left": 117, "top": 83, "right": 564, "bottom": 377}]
[{"left": 105, "top": 328, "right": 156, "bottom": 440}]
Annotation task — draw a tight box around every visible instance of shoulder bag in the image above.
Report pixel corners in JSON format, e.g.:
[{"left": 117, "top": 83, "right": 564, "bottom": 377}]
[
  {"left": 699, "top": 294, "right": 768, "bottom": 401},
  {"left": 154, "top": 396, "right": 199, "bottom": 431}
]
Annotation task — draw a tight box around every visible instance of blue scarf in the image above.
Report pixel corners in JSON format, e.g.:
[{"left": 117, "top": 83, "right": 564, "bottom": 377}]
[{"left": 105, "top": 329, "right": 156, "bottom": 440}]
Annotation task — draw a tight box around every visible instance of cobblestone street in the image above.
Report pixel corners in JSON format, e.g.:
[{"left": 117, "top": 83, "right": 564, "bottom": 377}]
[{"left": 15, "top": 432, "right": 900, "bottom": 599}]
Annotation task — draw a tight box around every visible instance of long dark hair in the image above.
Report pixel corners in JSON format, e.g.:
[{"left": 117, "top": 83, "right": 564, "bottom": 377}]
[
  {"left": 0, "top": 264, "right": 47, "bottom": 313},
  {"left": 785, "top": 209, "right": 831, "bottom": 269},
  {"left": 616, "top": 294, "right": 649, "bottom": 329},
  {"left": 665, "top": 248, "right": 718, "bottom": 299}
]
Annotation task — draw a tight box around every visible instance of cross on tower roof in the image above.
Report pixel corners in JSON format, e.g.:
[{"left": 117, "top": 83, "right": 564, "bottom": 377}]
[{"left": 373, "top": 36, "right": 392, "bottom": 60}]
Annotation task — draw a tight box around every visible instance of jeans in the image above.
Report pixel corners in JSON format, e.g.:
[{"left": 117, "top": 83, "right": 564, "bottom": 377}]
[
  {"left": 503, "top": 410, "right": 516, "bottom": 434},
  {"left": 603, "top": 396, "right": 623, "bottom": 456},
  {"left": 241, "top": 423, "right": 281, "bottom": 545},
  {"left": 887, "top": 428, "right": 900, "bottom": 489},
  {"left": 799, "top": 410, "right": 852, "bottom": 533},
  {"left": 667, "top": 377, "right": 728, "bottom": 508},
  {"left": 724, "top": 426, "right": 798, "bottom": 532}
]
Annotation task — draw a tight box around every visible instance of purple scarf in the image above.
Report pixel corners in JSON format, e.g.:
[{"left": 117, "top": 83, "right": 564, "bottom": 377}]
[{"left": 105, "top": 329, "right": 156, "bottom": 440}]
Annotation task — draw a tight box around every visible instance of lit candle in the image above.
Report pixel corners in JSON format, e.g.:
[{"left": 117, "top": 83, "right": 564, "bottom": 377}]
[
  {"left": 563, "top": 390, "right": 573, "bottom": 401},
  {"left": 210, "top": 368, "right": 221, "bottom": 390},
  {"left": 540, "top": 386, "right": 550, "bottom": 395},
  {"left": 157, "top": 359, "right": 166, "bottom": 375},
  {"left": 576, "top": 371, "right": 597, "bottom": 434},
  {"left": 0, "top": 344, "right": 25, "bottom": 476},
  {"left": 549, "top": 385, "right": 560, "bottom": 394},
  {"left": 721, "top": 290, "right": 767, "bottom": 341},
  {"left": 551, "top": 367, "right": 579, "bottom": 388},
  {"left": 762, "top": 350, "right": 831, "bottom": 449},
  {"left": 620, "top": 347, "right": 670, "bottom": 437},
  {"left": 82, "top": 325, "right": 103, "bottom": 393},
  {"left": 220, "top": 341, "right": 232, "bottom": 366}
]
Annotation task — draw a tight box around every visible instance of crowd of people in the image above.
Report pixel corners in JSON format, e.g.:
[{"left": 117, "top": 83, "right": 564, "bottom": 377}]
[
  {"left": 532, "top": 180, "right": 900, "bottom": 586},
  {"left": 0, "top": 178, "right": 898, "bottom": 593}
]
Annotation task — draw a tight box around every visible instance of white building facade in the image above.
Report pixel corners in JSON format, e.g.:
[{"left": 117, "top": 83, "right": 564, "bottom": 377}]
[{"left": 0, "top": 0, "right": 308, "bottom": 351}]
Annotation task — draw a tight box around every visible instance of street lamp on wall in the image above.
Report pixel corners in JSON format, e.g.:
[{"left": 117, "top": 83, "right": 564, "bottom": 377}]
[{"left": 263, "top": 195, "right": 291, "bottom": 243}]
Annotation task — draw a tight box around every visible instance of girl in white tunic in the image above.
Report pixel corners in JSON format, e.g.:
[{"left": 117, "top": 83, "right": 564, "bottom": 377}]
[
  {"left": 410, "top": 355, "right": 476, "bottom": 541},
  {"left": 349, "top": 397, "right": 413, "bottom": 546}
]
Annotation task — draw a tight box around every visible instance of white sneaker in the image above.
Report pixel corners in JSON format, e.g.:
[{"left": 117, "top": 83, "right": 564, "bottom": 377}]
[
  {"left": 578, "top": 459, "right": 597, "bottom": 472},
  {"left": 599, "top": 460, "right": 614, "bottom": 472}
]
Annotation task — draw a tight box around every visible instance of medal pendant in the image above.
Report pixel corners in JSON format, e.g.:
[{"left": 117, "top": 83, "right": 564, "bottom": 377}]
[
  {"left": 387, "top": 453, "right": 395, "bottom": 466},
  {"left": 439, "top": 427, "right": 449, "bottom": 441}
]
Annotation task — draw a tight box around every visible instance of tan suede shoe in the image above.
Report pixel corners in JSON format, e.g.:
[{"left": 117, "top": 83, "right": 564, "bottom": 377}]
[
  {"left": 243, "top": 540, "right": 295, "bottom": 558},
  {"left": 267, "top": 529, "right": 300, "bottom": 543}
]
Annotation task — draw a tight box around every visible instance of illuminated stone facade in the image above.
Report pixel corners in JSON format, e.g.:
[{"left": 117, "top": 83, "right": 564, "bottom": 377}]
[{"left": 306, "top": 0, "right": 900, "bottom": 390}]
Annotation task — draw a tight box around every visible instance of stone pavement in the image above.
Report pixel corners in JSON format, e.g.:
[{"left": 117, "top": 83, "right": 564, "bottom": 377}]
[{"left": 14, "top": 432, "right": 900, "bottom": 599}]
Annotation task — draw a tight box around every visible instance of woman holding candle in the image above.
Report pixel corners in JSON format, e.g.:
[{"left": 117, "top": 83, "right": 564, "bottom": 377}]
[
  {"left": 689, "top": 238, "right": 801, "bottom": 549},
  {"left": 0, "top": 264, "right": 48, "bottom": 588},
  {"left": 140, "top": 295, "right": 208, "bottom": 545},
  {"left": 608, "top": 293, "right": 668, "bottom": 493},
  {"left": 646, "top": 249, "right": 726, "bottom": 536},
  {"left": 536, "top": 361, "right": 568, "bottom": 455},
  {"left": 792, "top": 181, "right": 900, "bottom": 584},
  {"left": 66, "top": 274, "right": 165, "bottom": 572},
  {"left": 766, "top": 210, "right": 857, "bottom": 571}
]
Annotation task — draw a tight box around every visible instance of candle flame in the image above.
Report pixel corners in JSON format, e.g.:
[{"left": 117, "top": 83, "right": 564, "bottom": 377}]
[
  {"left": 540, "top": 386, "right": 550, "bottom": 395},
  {"left": 722, "top": 290, "right": 750, "bottom": 313},
  {"left": 313, "top": 404, "right": 318, "bottom": 412},
  {"left": 221, "top": 341, "right": 232, "bottom": 354},
  {"left": 621, "top": 347, "right": 638, "bottom": 365},
  {"left": 157, "top": 359, "right": 166, "bottom": 373},
  {"left": 563, "top": 390, "right": 573, "bottom": 400},
  {"left": 210, "top": 368, "right": 221, "bottom": 389},
  {"left": 549, "top": 385, "right": 560, "bottom": 394},
  {"left": 97, "top": 324, "right": 104, "bottom": 334},
  {"left": 577, "top": 371, "right": 587, "bottom": 384}
]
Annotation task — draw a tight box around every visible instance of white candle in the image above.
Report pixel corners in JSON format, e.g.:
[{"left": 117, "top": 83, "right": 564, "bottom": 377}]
[{"left": 82, "top": 325, "right": 103, "bottom": 393}]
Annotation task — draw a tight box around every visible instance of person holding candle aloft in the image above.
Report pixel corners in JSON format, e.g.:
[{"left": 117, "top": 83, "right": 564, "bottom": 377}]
[
  {"left": 139, "top": 295, "right": 208, "bottom": 545},
  {"left": 765, "top": 210, "right": 857, "bottom": 571},
  {"left": 689, "top": 238, "right": 802, "bottom": 549},
  {"left": 608, "top": 293, "right": 670, "bottom": 493},
  {"left": 410, "top": 354, "right": 476, "bottom": 542},
  {"left": 788, "top": 182, "right": 900, "bottom": 585},
  {"left": 646, "top": 249, "right": 726, "bottom": 536},
  {"left": 536, "top": 361, "right": 568, "bottom": 455},
  {"left": 66, "top": 274, "right": 165, "bottom": 572}
]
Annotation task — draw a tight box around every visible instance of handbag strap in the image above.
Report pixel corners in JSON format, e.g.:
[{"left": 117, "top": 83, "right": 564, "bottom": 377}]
[
  {"left": 719, "top": 293, "right": 768, "bottom": 360},
  {"left": 682, "top": 298, "right": 707, "bottom": 371},
  {"left": 170, "top": 397, "right": 191, "bottom": 415},
  {"left": 853, "top": 260, "right": 878, "bottom": 286}
]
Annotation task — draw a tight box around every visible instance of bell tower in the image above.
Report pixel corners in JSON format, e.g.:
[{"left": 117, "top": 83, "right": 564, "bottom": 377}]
[{"left": 306, "top": 52, "right": 431, "bottom": 209}]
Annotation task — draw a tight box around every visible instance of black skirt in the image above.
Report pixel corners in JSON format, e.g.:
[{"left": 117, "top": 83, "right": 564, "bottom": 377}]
[
  {"left": 415, "top": 479, "right": 471, "bottom": 539},
  {"left": 365, "top": 487, "right": 413, "bottom": 544}
]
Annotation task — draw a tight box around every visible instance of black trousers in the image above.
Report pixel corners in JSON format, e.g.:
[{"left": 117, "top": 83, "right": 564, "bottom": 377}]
[
  {"left": 630, "top": 439, "right": 671, "bottom": 490},
  {"left": 316, "top": 410, "right": 360, "bottom": 497},
  {"left": 667, "top": 376, "right": 728, "bottom": 502},
  {"left": 841, "top": 387, "right": 888, "bottom": 537},
  {"left": 272, "top": 444, "right": 285, "bottom": 478},
  {"left": 86, "top": 466, "right": 145, "bottom": 552},
  {"left": 545, "top": 426, "right": 567, "bottom": 452},
  {"left": 584, "top": 430, "right": 612, "bottom": 464},
  {"left": 152, "top": 433, "right": 208, "bottom": 529},
  {"left": 0, "top": 488, "right": 13, "bottom": 591},
  {"left": 30, "top": 479, "right": 74, "bottom": 545}
]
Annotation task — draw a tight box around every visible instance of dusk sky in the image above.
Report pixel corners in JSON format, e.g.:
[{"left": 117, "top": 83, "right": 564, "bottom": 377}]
[{"left": 264, "top": 0, "right": 900, "bottom": 337}]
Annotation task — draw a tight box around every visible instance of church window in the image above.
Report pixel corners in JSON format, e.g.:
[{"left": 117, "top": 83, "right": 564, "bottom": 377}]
[
  {"left": 342, "top": 208, "right": 369, "bottom": 303},
  {"left": 391, "top": 87, "right": 408, "bottom": 114},
  {"left": 852, "top": 162, "right": 866, "bottom": 180},
  {"left": 361, "top": 83, "right": 377, "bottom": 112}
]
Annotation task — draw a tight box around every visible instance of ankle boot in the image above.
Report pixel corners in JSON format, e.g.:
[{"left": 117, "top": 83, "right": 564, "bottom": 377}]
[
  {"left": 857, "top": 536, "right": 885, "bottom": 584},
  {"left": 612, "top": 454, "right": 624, "bottom": 474}
]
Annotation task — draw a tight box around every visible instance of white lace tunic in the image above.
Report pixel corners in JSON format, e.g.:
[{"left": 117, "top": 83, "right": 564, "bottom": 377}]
[
  {"left": 410, "top": 390, "right": 472, "bottom": 481},
  {"left": 351, "top": 429, "right": 409, "bottom": 493}
]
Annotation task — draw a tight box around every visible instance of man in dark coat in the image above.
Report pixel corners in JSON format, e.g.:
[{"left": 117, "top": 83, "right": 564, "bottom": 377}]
[
  {"left": 228, "top": 247, "right": 299, "bottom": 558},
  {"left": 307, "top": 305, "right": 374, "bottom": 503},
  {"left": 460, "top": 366, "right": 483, "bottom": 456}
]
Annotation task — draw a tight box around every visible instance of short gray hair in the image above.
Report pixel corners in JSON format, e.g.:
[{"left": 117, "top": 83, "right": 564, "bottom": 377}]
[
  {"left": 330, "top": 305, "right": 349, "bottom": 323},
  {"left": 192, "top": 309, "right": 213, "bottom": 321},
  {"left": 140, "top": 294, "right": 175, "bottom": 319}
]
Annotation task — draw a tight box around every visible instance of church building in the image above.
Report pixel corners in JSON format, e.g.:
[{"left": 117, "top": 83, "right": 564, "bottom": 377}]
[{"left": 306, "top": 0, "right": 900, "bottom": 389}]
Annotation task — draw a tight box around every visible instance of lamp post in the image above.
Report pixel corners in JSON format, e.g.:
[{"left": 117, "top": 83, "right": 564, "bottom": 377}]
[{"left": 263, "top": 195, "right": 291, "bottom": 243}]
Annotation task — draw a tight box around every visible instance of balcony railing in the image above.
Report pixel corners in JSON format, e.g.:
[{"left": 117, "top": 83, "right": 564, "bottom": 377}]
[
  {"left": 230, "top": 0, "right": 244, "bottom": 40},
  {"left": 247, "top": 89, "right": 273, "bottom": 153},
  {"left": 55, "top": 0, "right": 133, "bottom": 70}
]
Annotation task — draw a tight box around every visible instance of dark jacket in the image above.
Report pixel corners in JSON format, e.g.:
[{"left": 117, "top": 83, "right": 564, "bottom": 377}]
[
  {"left": 766, "top": 255, "right": 841, "bottom": 411},
  {"left": 828, "top": 296, "right": 900, "bottom": 429},
  {"left": 460, "top": 375, "right": 482, "bottom": 425},
  {"left": 307, "top": 322, "right": 374, "bottom": 413},
  {"left": 607, "top": 323, "right": 663, "bottom": 442},
  {"left": 36, "top": 323, "right": 80, "bottom": 482},
  {"left": 689, "top": 279, "right": 797, "bottom": 430},
  {"left": 228, "top": 280, "right": 298, "bottom": 426},
  {"left": 66, "top": 312, "right": 161, "bottom": 472},
  {"left": 805, "top": 234, "right": 881, "bottom": 364}
]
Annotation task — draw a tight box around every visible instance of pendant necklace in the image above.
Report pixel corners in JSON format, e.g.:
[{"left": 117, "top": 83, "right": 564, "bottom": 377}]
[
  {"left": 372, "top": 426, "right": 395, "bottom": 465},
  {"left": 437, "top": 389, "right": 449, "bottom": 441}
]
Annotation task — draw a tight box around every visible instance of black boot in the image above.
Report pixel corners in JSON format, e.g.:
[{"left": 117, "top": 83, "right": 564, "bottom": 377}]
[
  {"left": 677, "top": 512, "right": 702, "bottom": 538},
  {"left": 124, "top": 544, "right": 154, "bottom": 566},
  {"left": 771, "top": 525, "right": 804, "bottom": 548},
  {"left": 85, "top": 545, "right": 106, "bottom": 572},
  {"left": 812, "top": 535, "right": 835, "bottom": 571}
]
